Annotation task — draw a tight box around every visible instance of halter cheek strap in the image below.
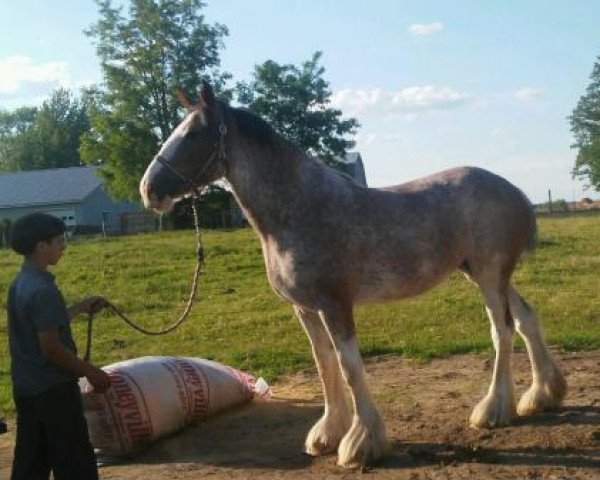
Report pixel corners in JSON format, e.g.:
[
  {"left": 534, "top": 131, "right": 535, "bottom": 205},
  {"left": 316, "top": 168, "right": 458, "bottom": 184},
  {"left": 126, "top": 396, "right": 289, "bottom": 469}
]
[{"left": 156, "top": 119, "right": 228, "bottom": 197}]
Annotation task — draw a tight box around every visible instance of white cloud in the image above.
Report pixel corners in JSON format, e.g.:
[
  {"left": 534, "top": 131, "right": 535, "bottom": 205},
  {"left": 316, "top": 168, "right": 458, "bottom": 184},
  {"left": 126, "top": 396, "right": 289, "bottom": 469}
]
[
  {"left": 355, "top": 132, "right": 408, "bottom": 148},
  {"left": 512, "top": 87, "right": 542, "bottom": 103},
  {"left": 332, "top": 86, "right": 472, "bottom": 116},
  {"left": 391, "top": 86, "right": 468, "bottom": 108},
  {"left": 0, "top": 55, "right": 69, "bottom": 101},
  {"left": 408, "top": 22, "right": 444, "bottom": 36},
  {"left": 355, "top": 133, "right": 378, "bottom": 146}
]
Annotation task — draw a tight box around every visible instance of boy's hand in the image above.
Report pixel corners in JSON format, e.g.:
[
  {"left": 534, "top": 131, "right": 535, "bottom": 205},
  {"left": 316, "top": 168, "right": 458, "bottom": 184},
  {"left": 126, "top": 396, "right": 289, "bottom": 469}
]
[
  {"left": 79, "top": 296, "right": 108, "bottom": 315},
  {"left": 86, "top": 366, "right": 111, "bottom": 394}
]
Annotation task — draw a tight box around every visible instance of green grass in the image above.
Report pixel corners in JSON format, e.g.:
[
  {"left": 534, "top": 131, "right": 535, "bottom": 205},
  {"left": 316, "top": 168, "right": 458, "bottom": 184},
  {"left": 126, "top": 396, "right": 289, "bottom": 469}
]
[{"left": 1, "top": 216, "right": 599, "bottom": 415}]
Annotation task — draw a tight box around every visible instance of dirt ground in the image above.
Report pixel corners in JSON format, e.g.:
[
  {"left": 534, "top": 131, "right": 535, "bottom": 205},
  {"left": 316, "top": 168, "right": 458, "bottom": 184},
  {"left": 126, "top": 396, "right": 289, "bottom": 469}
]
[{"left": 1, "top": 351, "right": 598, "bottom": 479}]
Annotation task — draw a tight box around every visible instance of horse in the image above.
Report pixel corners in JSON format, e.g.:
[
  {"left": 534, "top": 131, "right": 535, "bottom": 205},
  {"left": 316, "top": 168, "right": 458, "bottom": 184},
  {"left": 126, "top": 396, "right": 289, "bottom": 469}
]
[{"left": 139, "top": 82, "right": 567, "bottom": 469}]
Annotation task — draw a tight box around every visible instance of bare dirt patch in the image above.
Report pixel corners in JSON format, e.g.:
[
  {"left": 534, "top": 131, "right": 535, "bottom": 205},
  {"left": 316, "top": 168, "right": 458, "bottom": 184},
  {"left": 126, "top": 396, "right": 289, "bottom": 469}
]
[{"left": 1, "top": 351, "right": 599, "bottom": 479}]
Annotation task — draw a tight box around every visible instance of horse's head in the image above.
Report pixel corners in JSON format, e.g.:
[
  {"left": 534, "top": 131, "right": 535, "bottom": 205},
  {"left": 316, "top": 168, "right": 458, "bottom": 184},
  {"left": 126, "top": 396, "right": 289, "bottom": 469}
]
[{"left": 140, "top": 82, "right": 227, "bottom": 212}]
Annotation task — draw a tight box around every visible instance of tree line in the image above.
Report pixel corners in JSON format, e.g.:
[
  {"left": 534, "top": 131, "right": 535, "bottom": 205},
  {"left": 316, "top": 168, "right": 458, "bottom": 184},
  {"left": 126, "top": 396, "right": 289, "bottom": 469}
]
[
  {"left": 2, "top": 1, "right": 599, "bottom": 198},
  {"left": 0, "top": 0, "right": 358, "bottom": 202},
  {"left": 570, "top": 55, "right": 600, "bottom": 192},
  {"left": 0, "top": 89, "right": 91, "bottom": 172}
]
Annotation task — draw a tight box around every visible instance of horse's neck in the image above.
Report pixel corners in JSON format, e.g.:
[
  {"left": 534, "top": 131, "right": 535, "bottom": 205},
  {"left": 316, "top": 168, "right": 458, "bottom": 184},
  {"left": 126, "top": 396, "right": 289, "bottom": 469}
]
[{"left": 225, "top": 130, "right": 327, "bottom": 235}]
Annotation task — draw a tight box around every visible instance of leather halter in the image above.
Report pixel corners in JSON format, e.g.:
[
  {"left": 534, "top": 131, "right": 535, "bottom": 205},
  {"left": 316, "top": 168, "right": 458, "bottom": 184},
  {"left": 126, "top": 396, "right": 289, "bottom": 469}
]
[{"left": 155, "top": 119, "right": 227, "bottom": 197}]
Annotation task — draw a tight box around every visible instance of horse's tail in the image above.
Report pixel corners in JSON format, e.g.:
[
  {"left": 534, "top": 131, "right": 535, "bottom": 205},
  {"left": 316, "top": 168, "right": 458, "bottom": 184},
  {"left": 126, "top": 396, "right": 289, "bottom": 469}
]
[{"left": 522, "top": 191, "right": 538, "bottom": 253}]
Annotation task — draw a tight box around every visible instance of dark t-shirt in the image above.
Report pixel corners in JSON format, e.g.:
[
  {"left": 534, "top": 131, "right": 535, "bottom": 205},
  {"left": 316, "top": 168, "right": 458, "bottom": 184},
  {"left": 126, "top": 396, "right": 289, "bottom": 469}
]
[{"left": 7, "top": 265, "right": 78, "bottom": 397}]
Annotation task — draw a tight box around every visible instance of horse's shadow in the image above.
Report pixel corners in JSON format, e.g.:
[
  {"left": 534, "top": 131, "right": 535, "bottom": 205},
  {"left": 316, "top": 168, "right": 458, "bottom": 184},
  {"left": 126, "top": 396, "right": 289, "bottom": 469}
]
[
  {"left": 385, "top": 404, "right": 600, "bottom": 471},
  {"left": 383, "top": 441, "right": 600, "bottom": 470},
  {"left": 515, "top": 405, "right": 600, "bottom": 427},
  {"left": 116, "top": 401, "right": 600, "bottom": 471}
]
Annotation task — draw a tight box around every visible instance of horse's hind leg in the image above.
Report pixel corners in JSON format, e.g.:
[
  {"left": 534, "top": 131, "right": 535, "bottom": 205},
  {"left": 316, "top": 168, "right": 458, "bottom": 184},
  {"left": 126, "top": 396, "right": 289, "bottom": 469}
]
[
  {"left": 507, "top": 286, "right": 567, "bottom": 415},
  {"left": 470, "top": 285, "right": 517, "bottom": 428},
  {"left": 318, "top": 302, "right": 388, "bottom": 469},
  {"left": 294, "top": 306, "right": 352, "bottom": 456}
]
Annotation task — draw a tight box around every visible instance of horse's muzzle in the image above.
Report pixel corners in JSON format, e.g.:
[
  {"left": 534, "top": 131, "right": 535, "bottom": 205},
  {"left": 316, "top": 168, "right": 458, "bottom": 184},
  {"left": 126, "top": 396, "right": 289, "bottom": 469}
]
[{"left": 140, "top": 159, "right": 178, "bottom": 212}]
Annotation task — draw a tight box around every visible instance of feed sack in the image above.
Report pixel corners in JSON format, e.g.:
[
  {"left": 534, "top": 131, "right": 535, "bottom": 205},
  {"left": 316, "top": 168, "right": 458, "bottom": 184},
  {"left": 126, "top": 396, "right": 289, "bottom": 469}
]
[{"left": 80, "top": 356, "right": 270, "bottom": 456}]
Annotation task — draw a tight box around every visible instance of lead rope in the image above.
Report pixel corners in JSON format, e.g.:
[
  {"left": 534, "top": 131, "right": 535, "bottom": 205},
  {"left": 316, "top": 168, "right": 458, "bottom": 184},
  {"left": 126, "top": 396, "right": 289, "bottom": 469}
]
[{"left": 84, "top": 195, "right": 204, "bottom": 362}]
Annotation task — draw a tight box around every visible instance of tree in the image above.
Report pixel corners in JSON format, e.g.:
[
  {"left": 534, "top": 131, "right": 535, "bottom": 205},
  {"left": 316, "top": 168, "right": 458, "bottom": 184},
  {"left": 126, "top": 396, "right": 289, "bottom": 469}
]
[
  {"left": 82, "top": 0, "right": 230, "bottom": 200},
  {"left": 0, "top": 89, "right": 89, "bottom": 172},
  {"left": 570, "top": 55, "right": 600, "bottom": 191},
  {"left": 33, "top": 89, "right": 91, "bottom": 170},
  {"left": 236, "top": 51, "right": 359, "bottom": 166},
  {"left": 172, "top": 184, "right": 233, "bottom": 229},
  {"left": 0, "top": 106, "right": 37, "bottom": 171}
]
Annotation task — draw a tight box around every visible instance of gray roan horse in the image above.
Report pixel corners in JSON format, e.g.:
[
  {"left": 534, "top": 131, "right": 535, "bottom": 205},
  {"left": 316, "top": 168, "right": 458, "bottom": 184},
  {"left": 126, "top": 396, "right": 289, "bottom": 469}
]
[{"left": 140, "top": 83, "right": 567, "bottom": 469}]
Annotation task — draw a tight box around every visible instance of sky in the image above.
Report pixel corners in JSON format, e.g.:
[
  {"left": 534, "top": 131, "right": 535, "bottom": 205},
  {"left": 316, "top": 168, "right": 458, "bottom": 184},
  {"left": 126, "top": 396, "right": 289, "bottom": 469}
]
[{"left": 1, "top": 0, "right": 600, "bottom": 203}]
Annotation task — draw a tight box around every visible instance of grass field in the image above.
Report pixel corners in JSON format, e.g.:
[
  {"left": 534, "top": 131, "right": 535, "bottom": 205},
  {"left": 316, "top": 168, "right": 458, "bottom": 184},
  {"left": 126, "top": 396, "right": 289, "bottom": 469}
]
[{"left": 1, "top": 215, "right": 599, "bottom": 415}]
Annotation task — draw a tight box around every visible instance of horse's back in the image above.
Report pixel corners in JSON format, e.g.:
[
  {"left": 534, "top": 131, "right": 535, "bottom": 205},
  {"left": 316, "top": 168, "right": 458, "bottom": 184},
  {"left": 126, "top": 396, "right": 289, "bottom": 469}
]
[
  {"left": 382, "top": 166, "right": 526, "bottom": 203},
  {"left": 379, "top": 166, "right": 535, "bottom": 248}
]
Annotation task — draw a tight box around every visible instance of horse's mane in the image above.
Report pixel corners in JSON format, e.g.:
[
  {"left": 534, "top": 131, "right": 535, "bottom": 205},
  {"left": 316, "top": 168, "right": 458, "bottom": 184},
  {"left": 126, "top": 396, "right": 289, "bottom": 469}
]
[
  {"left": 228, "top": 105, "right": 278, "bottom": 148},
  {"left": 225, "top": 103, "right": 319, "bottom": 165}
]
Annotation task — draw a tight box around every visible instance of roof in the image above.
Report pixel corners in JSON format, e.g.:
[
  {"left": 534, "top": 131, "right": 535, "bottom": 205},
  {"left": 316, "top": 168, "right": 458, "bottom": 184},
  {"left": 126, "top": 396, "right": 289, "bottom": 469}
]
[
  {"left": 0, "top": 166, "right": 102, "bottom": 209},
  {"left": 342, "top": 152, "right": 362, "bottom": 164},
  {"left": 337, "top": 152, "right": 367, "bottom": 187}
]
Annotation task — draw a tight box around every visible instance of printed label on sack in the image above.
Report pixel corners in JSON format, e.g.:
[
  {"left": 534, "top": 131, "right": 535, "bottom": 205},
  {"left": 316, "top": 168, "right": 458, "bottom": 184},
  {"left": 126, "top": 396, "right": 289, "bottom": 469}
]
[
  {"left": 160, "top": 357, "right": 210, "bottom": 421},
  {"left": 102, "top": 369, "right": 153, "bottom": 451}
]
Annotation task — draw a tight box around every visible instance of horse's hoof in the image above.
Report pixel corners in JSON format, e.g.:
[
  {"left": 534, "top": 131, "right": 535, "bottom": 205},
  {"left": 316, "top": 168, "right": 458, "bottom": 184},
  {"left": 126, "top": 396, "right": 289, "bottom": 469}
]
[
  {"left": 305, "top": 432, "right": 338, "bottom": 456},
  {"left": 336, "top": 415, "right": 389, "bottom": 469},
  {"left": 517, "top": 375, "right": 567, "bottom": 416},
  {"left": 305, "top": 413, "right": 350, "bottom": 456},
  {"left": 470, "top": 393, "right": 516, "bottom": 428}
]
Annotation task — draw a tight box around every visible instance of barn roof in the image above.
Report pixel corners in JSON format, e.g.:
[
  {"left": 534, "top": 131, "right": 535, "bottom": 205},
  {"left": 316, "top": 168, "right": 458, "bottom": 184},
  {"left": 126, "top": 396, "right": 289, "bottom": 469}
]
[
  {"left": 0, "top": 166, "right": 102, "bottom": 209},
  {"left": 337, "top": 152, "right": 367, "bottom": 187},
  {"left": 343, "top": 152, "right": 361, "bottom": 164}
]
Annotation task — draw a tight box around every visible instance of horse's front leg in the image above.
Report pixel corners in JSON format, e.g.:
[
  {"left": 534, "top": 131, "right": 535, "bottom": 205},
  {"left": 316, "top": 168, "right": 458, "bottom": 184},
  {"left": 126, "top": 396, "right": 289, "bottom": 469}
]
[
  {"left": 294, "top": 306, "right": 352, "bottom": 455},
  {"left": 318, "top": 303, "right": 389, "bottom": 469}
]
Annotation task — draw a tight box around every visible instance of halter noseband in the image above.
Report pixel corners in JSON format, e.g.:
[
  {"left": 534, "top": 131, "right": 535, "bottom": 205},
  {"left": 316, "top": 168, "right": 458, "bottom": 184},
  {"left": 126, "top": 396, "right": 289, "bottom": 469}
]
[{"left": 156, "top": 118, "right": 228, "bottom": 197}]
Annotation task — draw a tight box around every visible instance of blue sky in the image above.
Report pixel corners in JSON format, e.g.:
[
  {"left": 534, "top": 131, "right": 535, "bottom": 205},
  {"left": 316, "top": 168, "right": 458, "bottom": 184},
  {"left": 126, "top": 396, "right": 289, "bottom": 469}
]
[{"left": 1, "top": 0, "right": 599, "bottom": 203}]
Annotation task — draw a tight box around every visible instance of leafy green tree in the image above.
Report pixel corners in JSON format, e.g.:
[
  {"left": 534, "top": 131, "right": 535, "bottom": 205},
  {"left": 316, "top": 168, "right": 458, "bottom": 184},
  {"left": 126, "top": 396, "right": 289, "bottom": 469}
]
[
  {"left": 0, "top": 106, "right": 37, "bottom": 171},
  {"left": 172, "top": 184, "right": 233, "bottom": 229},
  {"left": 237, "top": 51, "right": 359, "bottom": 166},
  {"left": 82, "top": 0, "right": 230, "bottom": 200},
  {"left": 33, "top": 89, "right": 91, "bottom": 169},
  {"left": 0, "top": 107, "right": 37, "bottom": 139},
  {"left": 0, "top": 89, "right": 88, "bottom": 172},
  {"left": 570, "top": 55, "right": 600, "bottom": 191}
]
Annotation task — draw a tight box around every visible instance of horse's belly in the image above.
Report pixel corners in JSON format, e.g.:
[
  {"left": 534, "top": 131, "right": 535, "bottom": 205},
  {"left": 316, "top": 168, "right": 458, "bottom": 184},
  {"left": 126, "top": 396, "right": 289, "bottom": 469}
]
[{"left": 354, "top": 264, "right": 452, "bottom": 303}]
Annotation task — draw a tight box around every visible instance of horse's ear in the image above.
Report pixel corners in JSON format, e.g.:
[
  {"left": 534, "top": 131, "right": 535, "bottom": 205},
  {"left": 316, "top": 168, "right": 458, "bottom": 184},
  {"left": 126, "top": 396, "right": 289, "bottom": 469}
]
[
  {"left": 176, "top": 90, "right": 194, "bottom": 112},
  {"left": 198, "top": 81, "right": 216, "bottom": 110}
]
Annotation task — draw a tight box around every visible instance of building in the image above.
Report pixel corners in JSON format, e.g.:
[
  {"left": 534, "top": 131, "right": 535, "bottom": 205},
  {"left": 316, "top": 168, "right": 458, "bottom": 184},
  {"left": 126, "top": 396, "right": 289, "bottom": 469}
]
[
  {"left": 336, "top": 152, "right": 367, "bottom": 187},
  {"left": 0, "top": 166, "right": 144, "bottom": 235}
]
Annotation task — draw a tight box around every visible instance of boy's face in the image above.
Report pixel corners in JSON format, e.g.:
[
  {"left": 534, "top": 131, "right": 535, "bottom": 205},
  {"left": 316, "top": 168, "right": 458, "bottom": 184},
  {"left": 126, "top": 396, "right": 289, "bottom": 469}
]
[{"left": 37, "top": 234, "right": 67, "bottom": 266}]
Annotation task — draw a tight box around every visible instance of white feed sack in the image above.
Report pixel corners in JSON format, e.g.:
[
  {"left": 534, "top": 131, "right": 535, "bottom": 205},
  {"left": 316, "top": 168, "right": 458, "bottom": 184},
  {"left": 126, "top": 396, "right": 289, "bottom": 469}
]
[{"left": 79, "top": 356, "right": 271, "bottom": 456}]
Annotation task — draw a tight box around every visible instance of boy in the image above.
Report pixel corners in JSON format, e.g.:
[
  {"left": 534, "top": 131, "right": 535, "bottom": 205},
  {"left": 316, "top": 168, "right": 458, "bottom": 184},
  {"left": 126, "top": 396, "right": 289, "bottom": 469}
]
[{"left": 7, "top": 212, "right": 112, "bottom": 480}]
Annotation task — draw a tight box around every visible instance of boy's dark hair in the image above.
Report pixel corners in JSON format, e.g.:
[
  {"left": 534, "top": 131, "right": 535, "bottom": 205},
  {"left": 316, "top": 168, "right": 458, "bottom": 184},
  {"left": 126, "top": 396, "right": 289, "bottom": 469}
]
[{"left": 9, "top": 213, "right": 66, "bottom": 255}]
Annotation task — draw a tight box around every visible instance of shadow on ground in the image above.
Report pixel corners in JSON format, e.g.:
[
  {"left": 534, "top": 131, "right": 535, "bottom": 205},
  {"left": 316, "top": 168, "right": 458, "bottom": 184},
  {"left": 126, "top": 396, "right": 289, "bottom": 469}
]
[{"left": 104, "top": 399, "right": 600, "bottom": 473}]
